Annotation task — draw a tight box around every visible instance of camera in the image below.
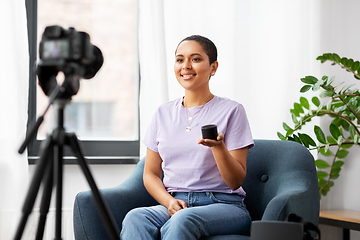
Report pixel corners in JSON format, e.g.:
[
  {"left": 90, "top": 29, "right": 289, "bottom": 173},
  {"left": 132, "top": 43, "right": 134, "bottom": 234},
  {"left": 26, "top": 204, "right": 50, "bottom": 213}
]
[
  {"left": 39, "top": 26, "right": 95, "bottom": 64},
  {"left": 37, "top": 25, "right": 103, "bottom": 97}
]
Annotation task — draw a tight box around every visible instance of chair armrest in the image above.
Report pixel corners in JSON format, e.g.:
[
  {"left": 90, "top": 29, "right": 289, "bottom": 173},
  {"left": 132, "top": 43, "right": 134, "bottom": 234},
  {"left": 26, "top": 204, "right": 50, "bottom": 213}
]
[{"left": 261, "top": 173, "right": 319, "bottom": 226}]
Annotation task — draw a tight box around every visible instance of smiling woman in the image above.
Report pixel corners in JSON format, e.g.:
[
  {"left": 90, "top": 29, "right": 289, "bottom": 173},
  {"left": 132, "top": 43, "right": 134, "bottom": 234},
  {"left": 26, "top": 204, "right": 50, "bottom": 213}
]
[{"left": 120, "top": 35, "right": 254, "bottom": 240}]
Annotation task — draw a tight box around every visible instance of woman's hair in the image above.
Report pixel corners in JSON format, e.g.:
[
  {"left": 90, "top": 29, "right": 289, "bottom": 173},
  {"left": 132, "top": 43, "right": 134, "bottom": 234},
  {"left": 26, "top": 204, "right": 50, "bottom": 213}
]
[{"left": 176, "top": 35, "right": 218, "bottom": 64}]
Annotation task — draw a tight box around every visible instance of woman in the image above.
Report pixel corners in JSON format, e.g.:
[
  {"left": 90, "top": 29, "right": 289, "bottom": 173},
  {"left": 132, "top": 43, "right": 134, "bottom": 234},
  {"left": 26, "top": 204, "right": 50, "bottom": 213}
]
[{"left": 121, "top": 35, "right": 254, "bottom": 239}]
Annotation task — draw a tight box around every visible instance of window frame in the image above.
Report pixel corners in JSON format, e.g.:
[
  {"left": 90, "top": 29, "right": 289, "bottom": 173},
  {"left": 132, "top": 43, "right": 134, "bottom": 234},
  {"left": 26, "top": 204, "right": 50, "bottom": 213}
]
[{"left": 25, "top": 0, "right": 140, "bottom": 164}]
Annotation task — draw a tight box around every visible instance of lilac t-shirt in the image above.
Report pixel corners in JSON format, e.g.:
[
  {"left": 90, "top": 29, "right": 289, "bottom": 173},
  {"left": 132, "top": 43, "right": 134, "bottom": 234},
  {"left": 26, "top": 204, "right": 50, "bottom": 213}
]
[{"left": 143, "top": 96, "right": 254, "bottom": 198}]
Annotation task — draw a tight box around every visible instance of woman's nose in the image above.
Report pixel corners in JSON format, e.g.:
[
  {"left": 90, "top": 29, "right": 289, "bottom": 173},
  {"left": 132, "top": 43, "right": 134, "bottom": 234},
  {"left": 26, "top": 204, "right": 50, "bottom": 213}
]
[{"left": 182, "top": 59, "right": 192, "bottom": 69}]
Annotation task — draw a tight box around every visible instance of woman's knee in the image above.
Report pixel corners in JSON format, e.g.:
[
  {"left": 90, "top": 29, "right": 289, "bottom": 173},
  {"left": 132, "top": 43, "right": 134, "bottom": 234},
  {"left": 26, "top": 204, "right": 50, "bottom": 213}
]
[
  {"left": 160, "top": 208, "right": 202, "bottom": 238},
  {"left": 122, "top": 207, "right": 145, "bottom": 226}
]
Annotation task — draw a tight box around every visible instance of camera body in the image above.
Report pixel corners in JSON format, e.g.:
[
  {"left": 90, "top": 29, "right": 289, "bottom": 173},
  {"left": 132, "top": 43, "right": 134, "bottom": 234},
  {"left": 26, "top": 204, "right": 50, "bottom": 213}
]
[{"left": 39, "top": 25, "right": 95, "bottom": 66}]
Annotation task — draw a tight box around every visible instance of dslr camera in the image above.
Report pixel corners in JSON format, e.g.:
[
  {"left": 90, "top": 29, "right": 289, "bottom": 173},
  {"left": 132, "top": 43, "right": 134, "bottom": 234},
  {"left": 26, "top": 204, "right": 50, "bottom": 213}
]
[{"left": 37, "top": 25, "right": 103, "bottom": 97}]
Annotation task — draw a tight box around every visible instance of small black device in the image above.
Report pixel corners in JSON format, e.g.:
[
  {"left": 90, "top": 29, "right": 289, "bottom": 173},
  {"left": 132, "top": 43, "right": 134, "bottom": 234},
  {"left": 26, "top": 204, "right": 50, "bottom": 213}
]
[{"left": 201, "top": 124, "right": 218, "bottom": 140}]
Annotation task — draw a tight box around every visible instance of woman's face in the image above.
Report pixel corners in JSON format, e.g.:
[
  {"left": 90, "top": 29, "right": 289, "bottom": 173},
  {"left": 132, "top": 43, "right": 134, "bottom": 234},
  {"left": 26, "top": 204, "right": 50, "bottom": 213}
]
[{"left": 174, "top": 40, "right": 218, "bottom": 92}]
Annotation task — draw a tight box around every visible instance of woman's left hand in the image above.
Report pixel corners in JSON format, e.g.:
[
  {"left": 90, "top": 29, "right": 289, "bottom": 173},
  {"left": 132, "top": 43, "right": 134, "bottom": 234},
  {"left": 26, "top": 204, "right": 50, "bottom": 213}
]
[{"left": 197, "top": 132, "right": 224, "bottom": 147}]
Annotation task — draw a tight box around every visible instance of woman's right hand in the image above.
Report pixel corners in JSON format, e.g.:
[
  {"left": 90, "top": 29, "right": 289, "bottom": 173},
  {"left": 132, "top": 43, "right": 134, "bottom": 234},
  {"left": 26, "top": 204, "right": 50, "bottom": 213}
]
[{"left": 167, "top": 198, "right": 187, "bottom": 217}]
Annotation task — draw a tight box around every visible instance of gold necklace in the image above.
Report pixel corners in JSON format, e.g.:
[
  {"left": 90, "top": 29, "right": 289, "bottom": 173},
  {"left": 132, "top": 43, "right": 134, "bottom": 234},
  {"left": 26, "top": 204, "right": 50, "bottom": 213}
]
[{"left": 184, "top": 94, "right": 214, "bottom": 132}]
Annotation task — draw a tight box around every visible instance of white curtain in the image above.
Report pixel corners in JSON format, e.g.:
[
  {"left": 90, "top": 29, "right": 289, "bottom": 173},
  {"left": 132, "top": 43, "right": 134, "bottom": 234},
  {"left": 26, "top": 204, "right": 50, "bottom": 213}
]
[
  {"left": 0, "top": 0, "right": 29, "bottom": 239},
  {"left": 139, "top": 0, "right": 322, "bottom": 157}
]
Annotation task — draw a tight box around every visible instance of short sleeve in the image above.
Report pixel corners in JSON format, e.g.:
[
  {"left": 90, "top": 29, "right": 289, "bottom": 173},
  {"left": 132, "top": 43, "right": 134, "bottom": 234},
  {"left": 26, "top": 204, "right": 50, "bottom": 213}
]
[
  {"left": 224, "top": 104, "right": 254, "bottom": 151},
  {"left": 142, "top": 110, "right": 159, "bottom": 153}
]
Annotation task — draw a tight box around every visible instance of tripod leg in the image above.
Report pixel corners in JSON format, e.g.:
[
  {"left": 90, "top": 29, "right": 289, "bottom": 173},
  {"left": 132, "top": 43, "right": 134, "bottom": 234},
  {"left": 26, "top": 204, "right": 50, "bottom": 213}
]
[
  {"left": 35, "top": 152, "right": 54, "bottom": 240},
  {"left": 14, "top": 136, "right": 54, "bottom": 240},
  {"left": 54, "top": 142, "right": 64, "bottom": 240},
  {"left": 66, "top": 133, "right": 120, "bottom": 240},
  {"left": 52, "top": 124, "right": 66, "bottom": 240}
]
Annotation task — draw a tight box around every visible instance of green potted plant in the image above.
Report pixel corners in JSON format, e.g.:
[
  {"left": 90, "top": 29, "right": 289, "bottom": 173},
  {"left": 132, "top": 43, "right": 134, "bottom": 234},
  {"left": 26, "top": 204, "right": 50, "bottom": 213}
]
[{"left": 277, "top": 53, "right": 360, "bottom": 198}]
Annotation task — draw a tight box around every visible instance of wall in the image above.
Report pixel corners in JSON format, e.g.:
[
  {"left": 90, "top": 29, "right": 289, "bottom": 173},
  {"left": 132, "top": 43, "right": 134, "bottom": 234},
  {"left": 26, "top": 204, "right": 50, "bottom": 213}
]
[{"left": 316, "top": 1, "right": 360, "bottom": 239}]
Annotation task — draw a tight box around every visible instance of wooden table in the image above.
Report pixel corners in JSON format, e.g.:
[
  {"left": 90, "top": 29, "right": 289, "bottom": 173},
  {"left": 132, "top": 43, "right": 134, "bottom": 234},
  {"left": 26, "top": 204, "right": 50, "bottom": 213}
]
[{"left": 319, "top": 210, "right": 360, "bottom": 240}]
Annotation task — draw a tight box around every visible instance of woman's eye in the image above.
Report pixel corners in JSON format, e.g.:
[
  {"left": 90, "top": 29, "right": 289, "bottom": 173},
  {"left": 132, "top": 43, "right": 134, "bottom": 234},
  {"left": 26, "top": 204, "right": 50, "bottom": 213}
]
[
  {"left": 176, "top": 59, "right": 183, "bottom": 63},
  {"left": 192, "top": 58, "right": 201, "bottom": 62}
]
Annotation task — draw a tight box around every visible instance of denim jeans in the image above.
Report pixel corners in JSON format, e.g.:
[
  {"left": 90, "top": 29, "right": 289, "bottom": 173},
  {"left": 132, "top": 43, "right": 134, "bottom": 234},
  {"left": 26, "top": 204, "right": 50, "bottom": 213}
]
[{"left": 120, "top": 192, "right": 251, "bottom": 240}]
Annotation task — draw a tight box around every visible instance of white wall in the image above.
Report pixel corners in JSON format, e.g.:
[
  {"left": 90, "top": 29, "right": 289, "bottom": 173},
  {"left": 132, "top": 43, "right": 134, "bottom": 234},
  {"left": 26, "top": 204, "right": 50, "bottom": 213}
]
[
  {"left": 315, "top": 1, "right": 360, "bottom": 239},
  {"left": 28, "top": 163, "right": 135, "bottom": 209}
]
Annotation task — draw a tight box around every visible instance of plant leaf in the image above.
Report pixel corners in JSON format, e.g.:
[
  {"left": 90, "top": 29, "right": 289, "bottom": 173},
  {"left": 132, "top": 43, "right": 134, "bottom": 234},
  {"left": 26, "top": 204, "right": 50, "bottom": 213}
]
[
  {"left": 337, "top": 135, "right": 344, "bottom": 146},
  {"left": 317, "top": 171, "right": 328, "bottom": 179},
  {"left": 300, "top": 97, "right": 310, "bottom": 109},
  {"left": 329, "top": 123, "right": 341, "bottom": 139},
  {"left": 315, "top": 159, "right": 330, "bottom": 169},
  {"left": 334, "top": 160, "right": 344, "bottom": 168},
  {"left": 341, "top": 57, "right": 348, "bottom": 66},
  {"left": 293, "top": 134, "right": 302, "bottom": 144},
  {"left": 332, "top": 53, "right": 341, "bottom": 63},
  {"left": 325, "top": 142, "right": 330, "bottom": 153},
  {"left": 334, "top": 105, "right": 348, "bottom": 113},
  {"left": 349, "top": 124, "right": 357, "bottom": 138},
  {"left": 312, "top": 80, "right": 323, "bottom": 91},
  {"left": 286, "top": 129, "right": 293, "bottom": 137},
  {"left": 300, "top": 85, "right": 312, "bottom": 93},
  {"left": 299, "top": 133, "right": 317, "bottom": 147},
  {"left": 290, "top": 108, "right": 300, "bottom": 118},
  {"left": 337, "top": 149, "right": 349, "bottom": 159},
  {"left": 318, "top": 179, "right": 327, "bottom": 188},
  {"left": 320, "top": 90, "right": 333, "bottom": 98},
  {"left": 330, "top": 171, "right": 340, "bottom": 180},
  {"left": 312, "top": 96, "right": 321, "bottom": 107},
  {"left": 352, "top": 61, "right": 360, "bottom": 72},
  {"left": 277, "top": 132, "right": 286, "bottom": 140},
  {"left": 294, "top": 103, "right": 304, "bottom": 114},
  {"left": 301, "top": 76, "right": 318, "bottom": 84},
  {"left": 291, "top": 113, "right": 299, "bottom": 125},
  {"left": 354, "top": 134, "right": 359, "bottom": 145},
  {"left": 319, "top": 147, "right": 334, "bottom": 156},
  {"left": 341, "top": 143, "right": 353, "bottom": 149},
  {"left": 282, "top": 122, "right": 292, "bottom": 132},
  {"left": 327, "top": 136, "right": 337, "bottom": 144},
  {"left": 326, "top": 99, "right": 333, "bottom": 111},
  {"left": 314, "top": 125, "right": 326, "bottom": 144}
]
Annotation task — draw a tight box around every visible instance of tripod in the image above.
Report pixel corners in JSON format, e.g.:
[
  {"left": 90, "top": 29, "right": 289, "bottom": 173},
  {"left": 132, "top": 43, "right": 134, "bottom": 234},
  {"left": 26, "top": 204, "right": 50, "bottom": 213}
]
[{"left": 15, "top": 78, "right": 120, "bottom": 240}]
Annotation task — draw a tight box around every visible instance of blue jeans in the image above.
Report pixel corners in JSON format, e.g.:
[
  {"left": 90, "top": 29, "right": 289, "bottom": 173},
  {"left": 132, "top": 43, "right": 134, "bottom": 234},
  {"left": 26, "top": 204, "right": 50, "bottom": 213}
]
[{"left": 120, "top": 192, "right": 251, "bottom": 240}]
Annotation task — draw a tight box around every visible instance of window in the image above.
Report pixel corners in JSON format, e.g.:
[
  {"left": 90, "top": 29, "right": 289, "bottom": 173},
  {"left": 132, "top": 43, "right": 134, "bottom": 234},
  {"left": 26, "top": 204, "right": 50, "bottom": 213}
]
[{"left": 26, "top": 0, "right": 140, "bottom": 164}]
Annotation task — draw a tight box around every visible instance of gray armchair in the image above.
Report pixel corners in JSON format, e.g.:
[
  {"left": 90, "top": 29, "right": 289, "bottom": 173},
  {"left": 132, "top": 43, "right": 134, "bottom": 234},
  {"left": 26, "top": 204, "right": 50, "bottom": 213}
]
[{"left": 73, "top": 140, "right": 319, "bottom": 240}]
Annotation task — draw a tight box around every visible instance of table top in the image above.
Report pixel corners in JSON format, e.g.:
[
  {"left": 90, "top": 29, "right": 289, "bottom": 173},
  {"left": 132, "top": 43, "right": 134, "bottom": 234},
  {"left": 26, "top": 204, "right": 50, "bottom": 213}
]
[{"left": 320, "top": 210, "right": 360, "bottom": 224}]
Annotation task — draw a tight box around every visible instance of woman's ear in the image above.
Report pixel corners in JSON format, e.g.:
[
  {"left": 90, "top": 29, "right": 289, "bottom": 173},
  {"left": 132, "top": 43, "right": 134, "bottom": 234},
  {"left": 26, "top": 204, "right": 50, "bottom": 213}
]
[{"left": 211, "top": 61, "right": 219, "bottom": 76}]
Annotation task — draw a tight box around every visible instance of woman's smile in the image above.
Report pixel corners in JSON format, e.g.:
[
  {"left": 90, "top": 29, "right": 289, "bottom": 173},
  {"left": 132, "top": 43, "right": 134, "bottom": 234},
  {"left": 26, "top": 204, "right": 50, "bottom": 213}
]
[{"left": 181, "top": 73, "right": 196, "bottom": 80}]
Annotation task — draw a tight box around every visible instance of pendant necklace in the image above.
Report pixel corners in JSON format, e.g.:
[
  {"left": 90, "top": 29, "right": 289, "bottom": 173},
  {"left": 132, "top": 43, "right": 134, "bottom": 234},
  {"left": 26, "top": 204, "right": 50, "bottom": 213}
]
[{"left": 184, "top": 94, "right": 213, "bottom": 132}]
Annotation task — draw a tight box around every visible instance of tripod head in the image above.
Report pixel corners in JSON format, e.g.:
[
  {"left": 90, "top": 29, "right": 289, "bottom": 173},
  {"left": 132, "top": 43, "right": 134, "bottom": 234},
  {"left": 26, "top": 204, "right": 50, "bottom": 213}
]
[{"left": 37, "top": 62, "right": 82, "bottom": 100}]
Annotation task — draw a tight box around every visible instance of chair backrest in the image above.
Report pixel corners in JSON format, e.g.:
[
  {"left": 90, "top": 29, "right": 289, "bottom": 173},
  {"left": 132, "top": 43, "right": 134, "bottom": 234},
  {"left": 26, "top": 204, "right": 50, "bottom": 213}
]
[{"left": 243, "top": 140, "right": 319, "bottom": 224}]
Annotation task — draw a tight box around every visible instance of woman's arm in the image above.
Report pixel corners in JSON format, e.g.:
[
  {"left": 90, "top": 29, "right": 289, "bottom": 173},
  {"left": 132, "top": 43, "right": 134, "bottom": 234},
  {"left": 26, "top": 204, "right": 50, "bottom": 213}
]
[
  {"left": 143, "top": 148, "right": 187, "bottom": 216},
  {"left": 198, "top": 133, "right": 249, "bottom": 190}
]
